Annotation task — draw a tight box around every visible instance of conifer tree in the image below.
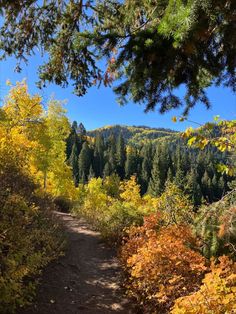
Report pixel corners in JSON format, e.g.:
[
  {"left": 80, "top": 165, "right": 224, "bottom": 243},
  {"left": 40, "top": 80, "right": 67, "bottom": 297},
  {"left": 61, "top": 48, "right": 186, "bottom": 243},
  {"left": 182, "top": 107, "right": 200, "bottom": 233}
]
[
  {"left": 174, "top": 167, "right": 186, "bottom": 191},
  {"left": 103, "top": 161, "right": 112, "bottom": 178},
  {"left": 166, "top": 167, "right": 174, "bottom": 184},
  {"left": 141, "top": 143, "right": 153, "bottom": 194},
  {"left": 148, "top": 143, "right": 171, "bottom": 196},
  {"left": 186, "top": 168, "right": 202, "bottom": 206},
  {"left": 66, "top": 121, "right": 81, "bottom": 160},
  {"left": 148, "top": 146, "right": 163, "bottom": 197},
  {"left": 78, "top": 122, "right": 86, "bottom": 136},
  {"left": 218, "top": 176, "right": 226, "bottom": 197},
  {"left": 78, "top": 142, "right": 91, "bottom": 184},
  {"left": 93, "top": 133, "right": 105, "bottom": 177},
  {"left": 68, "top": 143, "right": 79, "bottom": 186},
  {"left": 88, "top": 165, "right": 95, "bottom": 181},
  {"left": 201, "top": 171, "right": 212, "bottom": 202},
  {"left": 107, "top": 133, "right": 117, "bottom": 174},
  {"left": 173, "top": 144, "right": 186, "bottom": 190},
  {"left": 2, "top": 1, "right": 235, "bottom": 113},
  {"left": 125, "top": 147, "right": 138, "bottom": 178},
  {"left": 116, "top": 133, "right": 126, "bottom": 179}
]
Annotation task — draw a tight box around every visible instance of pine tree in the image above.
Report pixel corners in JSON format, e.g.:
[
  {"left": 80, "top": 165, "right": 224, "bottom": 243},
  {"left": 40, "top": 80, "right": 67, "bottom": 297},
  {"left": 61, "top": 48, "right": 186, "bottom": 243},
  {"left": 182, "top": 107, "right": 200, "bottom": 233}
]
[
  {"left": 186, "top": 168, "right": 202, "bottom": 206},
  {"left": 78, "top": 142, "right": 91, "bottom": 184},
  {"left": 68, "top": 143, "right": 79, "bottom": 186},
  {"left": 116, "top": 133, "right": 126, "bottom": 179},
  {"left": 93, "top": 133, "right": 105, "bottom": 177},
  {"left": 218, "top": 176, "right": 225, "bottom": 197},
  {"left": 201, "top": 171, "right": 212, "bottom": 202},
  {"left": 140, "top": 143, "right": 153, "bottom": 194},
  {"left": 103, "top": 161, "right": 112, "bottom": 177},
  {"left": 66, "top": 121, "right": 79, "bottom": 160},
  {"left": 174, "top": 145, "right": 186, "bottom": 190},
  {"left": 78, "top": 122, "right": 86, "bottom": 136},
  {"left": 88, "top": 165, "right": 95, "bottom": 181},
  {"left": 148, "top": 146, "right": 164, "bottom": 196},
  {"left": 166, "top": 167, "right": 174, "bottom": 184},
  {"left": 3, "top": 1, "right": 235, "bottom": 114},
  {"left": 107, "top": 133, "right": 117, "bottom": 174},
  {"left": 125, "top": 146, "right": 138, "bottom": 178}
]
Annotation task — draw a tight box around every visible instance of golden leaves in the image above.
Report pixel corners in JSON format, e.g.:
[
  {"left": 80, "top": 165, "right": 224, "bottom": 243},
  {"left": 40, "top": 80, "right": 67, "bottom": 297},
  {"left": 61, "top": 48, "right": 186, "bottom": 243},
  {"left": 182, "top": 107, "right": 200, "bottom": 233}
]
[
  {"left": 171, "top": 256, "right": 236, "bottom": 313},
  {"left": 121, "top": 220, "right": 207, "bottom": 312}
]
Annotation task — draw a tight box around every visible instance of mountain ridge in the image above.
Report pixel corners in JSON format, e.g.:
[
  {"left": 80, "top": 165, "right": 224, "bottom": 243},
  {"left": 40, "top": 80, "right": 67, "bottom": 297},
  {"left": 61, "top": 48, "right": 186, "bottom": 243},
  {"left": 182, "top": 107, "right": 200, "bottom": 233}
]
[{"left": 87, "top": 124, "right": 178, "bottom": 146}]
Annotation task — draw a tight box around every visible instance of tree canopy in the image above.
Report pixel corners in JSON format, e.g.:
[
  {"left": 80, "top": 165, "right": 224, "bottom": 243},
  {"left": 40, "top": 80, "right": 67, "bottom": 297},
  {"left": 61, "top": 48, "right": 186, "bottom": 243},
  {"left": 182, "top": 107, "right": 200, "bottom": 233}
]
[{"left": 1, "top": 0, "right": 235, "bottom": 114}]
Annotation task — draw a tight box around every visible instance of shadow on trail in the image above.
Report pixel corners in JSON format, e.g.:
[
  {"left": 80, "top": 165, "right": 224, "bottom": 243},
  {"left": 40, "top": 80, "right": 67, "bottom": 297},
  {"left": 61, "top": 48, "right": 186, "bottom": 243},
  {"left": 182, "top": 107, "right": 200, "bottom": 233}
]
[{"left": 18, "top": 212, "right": 134, "bottom": 314}]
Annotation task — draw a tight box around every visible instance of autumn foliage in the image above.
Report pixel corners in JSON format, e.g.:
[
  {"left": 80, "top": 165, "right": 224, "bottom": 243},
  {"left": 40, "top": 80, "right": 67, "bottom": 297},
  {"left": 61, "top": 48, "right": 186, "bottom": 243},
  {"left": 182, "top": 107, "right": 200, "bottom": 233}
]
[
  {"left": 0, "top": 82, "right": 74, "bottom": 312},
  {"left": 72, "top": 175, "right": 151, "bottom": 241},
  {"left": 73, "top": 173, "right": 236, "bottom": 313},
  {"left": 120, "top": 214, "right": 207, "bottom": 313},
  {"left": 0, "top": 82, "right": 235, "bottom": 313},
  {"left": 171, "top": 256, "right": 236, "bottom": 314}
]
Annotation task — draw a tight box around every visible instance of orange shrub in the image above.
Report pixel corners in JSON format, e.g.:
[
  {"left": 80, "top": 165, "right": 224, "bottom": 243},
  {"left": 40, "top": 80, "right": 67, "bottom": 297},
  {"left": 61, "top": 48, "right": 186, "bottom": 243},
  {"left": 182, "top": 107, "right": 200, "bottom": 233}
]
[
  {"left": 171, "top": 255, "right": 236, "bottom": 314},
  {"left": 121, "top": 214, "right": 207, "bottom": 313}
]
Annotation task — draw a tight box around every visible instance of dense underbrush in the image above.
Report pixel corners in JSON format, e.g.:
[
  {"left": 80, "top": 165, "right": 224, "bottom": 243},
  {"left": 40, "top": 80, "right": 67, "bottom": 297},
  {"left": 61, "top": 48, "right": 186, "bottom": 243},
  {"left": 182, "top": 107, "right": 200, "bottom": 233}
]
[
  {"left": 72, "top": 174, "right": 236, "bottom": 313},
  {"left": 71, "top": 175, "right": 157, "bottom": 241},
  {"left": 0, "top": 166, "right": 65, "bottom": 313}
]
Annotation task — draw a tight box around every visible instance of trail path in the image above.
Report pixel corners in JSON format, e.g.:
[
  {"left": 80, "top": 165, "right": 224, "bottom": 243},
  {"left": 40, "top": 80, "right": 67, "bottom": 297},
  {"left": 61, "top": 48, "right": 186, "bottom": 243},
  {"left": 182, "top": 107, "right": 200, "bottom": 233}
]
[{"left": 19, "top": 212, "right": 134, "bottom": 314}]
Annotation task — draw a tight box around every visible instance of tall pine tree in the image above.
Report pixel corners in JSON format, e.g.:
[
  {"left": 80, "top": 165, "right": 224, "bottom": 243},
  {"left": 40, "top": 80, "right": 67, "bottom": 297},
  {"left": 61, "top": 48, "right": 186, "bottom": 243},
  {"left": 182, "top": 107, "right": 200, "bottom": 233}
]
[
  {"left": 78, "top": 142, "right": 91, "bottom": 184},
  {"left": 116, "top": 133, "right": 126, "bottom": 179}
]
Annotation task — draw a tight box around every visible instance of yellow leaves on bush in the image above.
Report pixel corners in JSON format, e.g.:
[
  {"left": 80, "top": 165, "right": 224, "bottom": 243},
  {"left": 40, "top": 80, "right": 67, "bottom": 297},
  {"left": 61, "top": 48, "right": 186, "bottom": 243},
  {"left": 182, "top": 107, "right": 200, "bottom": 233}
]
[
  {"left": 121, "top": 217, "right": 207, "bottom": 313},
  {"left": 120, "top": 175, "right": 142, "bottom": 207},
  {"left": 0, "top": 170, "right": 64, "bottom": 313},
  {"left": 83, "top": 177, "right": 111, "bottom": 218},
  {"left": 72, "top": 176, "right": 157, "bottom": 241},
  {"left": 155, "top": 182, "right": 194, "bottom": 225},
  {"left": 103, "top": 173, "right": 120, "bottom": 197},
  {"left": 171, "top": 256, "right": 236, "bottom": 314}
]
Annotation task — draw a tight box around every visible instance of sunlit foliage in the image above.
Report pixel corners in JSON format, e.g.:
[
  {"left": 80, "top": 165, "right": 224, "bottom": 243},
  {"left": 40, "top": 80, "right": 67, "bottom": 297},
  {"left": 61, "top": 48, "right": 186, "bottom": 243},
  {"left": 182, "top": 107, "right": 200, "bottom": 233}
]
[
  {"left": 1, "top": 81, "right": 76, "bottom": 199},
  {"left": 0, "top": 82, "right": 75, "bottom": 312},
  {"left": 171, "top": 256, "right": 236, "bottom": 314},
  {"left": 121, "top": 214, "right": 207, "bottom": 313},
  {"left": 72, "top": 175, "right": 156, "bottom": 240}
]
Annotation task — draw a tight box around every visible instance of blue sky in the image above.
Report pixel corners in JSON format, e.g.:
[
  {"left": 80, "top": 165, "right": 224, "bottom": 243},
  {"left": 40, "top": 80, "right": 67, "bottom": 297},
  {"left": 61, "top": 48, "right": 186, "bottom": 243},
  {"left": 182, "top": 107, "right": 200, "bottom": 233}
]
[{"left": 0, "top": 55, "right": 235, "bottom": 131}]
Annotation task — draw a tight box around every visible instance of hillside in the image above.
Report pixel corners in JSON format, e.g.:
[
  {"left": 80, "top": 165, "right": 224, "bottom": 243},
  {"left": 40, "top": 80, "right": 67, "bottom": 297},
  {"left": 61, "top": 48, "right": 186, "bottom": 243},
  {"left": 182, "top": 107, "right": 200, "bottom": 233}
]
[{"left": 87, "top": 125, "right": 178, "bottom": 146}]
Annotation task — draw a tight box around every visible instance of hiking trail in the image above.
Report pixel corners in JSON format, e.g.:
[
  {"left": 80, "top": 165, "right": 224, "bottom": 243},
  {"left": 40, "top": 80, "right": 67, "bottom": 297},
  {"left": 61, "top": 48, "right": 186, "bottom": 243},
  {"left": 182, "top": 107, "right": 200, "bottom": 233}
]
[{"left": 19, "top": 212, "right": 134, "bottom": 314}]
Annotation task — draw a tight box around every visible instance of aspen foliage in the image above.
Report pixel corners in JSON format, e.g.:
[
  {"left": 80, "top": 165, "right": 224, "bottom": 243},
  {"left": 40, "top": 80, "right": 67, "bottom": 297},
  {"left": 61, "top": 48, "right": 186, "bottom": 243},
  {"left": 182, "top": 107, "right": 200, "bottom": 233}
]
[{"left": 0, "top": 82, "right": 74, "bottom": 312}]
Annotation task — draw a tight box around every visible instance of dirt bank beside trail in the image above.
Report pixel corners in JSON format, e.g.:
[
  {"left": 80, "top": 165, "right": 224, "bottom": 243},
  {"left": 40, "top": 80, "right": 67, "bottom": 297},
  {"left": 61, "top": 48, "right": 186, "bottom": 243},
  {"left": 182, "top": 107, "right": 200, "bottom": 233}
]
[{"left": 18, "top": 212, "right": 134, "bottom": 314}]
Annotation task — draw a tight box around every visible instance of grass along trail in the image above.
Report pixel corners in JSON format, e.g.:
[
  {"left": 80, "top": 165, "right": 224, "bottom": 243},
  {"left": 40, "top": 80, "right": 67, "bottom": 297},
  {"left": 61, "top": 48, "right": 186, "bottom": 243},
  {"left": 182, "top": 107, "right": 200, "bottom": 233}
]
[{"left": 19, "top": 212, "right": 134, "bottom": 314}]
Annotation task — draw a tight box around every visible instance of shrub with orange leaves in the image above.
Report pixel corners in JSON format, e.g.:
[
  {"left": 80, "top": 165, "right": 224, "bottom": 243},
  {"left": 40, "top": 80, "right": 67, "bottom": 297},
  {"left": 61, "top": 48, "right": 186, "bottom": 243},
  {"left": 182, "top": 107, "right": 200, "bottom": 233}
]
[
  {"left": 171, "top": 255, "right": 236, "bottom": 314},
  {"left": 120, "top": 214, "right": 207, "bottom": 313}
]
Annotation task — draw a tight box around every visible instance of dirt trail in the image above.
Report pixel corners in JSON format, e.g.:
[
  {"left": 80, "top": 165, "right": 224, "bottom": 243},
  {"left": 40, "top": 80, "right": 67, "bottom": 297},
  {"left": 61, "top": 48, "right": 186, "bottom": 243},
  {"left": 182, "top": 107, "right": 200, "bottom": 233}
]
[{"left": 19, "top": 212, "right": 134, "bottom": 314}]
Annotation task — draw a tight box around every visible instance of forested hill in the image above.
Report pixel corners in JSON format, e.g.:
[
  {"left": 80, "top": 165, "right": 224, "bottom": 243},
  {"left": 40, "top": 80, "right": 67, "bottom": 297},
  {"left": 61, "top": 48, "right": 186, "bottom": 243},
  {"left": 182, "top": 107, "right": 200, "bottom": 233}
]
[
  {"left": 66, "top": 121, "right": 233, "bottom": 207},
  {"left": 87, "top": 125, "right": 177, "bottom": 146}
]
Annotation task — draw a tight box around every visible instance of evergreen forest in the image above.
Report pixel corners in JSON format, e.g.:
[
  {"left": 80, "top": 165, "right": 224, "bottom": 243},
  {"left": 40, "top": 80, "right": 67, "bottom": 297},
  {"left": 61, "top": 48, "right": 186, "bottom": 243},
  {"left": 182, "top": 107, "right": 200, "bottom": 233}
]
[{"left": 67, "top": 122, "right": 232, "bottom": 206}]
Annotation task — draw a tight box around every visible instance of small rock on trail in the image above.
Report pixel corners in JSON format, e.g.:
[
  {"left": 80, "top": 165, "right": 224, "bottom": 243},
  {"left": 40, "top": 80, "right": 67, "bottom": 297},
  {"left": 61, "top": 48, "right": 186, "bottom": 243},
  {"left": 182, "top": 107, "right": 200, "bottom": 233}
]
[{"left": 18, "top": 212, "right": 134, "bottom": 314}]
